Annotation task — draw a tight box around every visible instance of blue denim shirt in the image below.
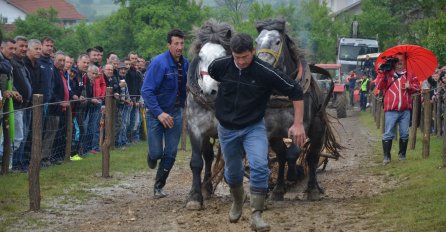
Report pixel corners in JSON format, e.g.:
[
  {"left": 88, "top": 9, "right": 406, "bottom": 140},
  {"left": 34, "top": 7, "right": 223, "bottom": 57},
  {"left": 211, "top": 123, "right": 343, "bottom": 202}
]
[{"left": 141, "top": 50, "right": 189, "bottom": 117}]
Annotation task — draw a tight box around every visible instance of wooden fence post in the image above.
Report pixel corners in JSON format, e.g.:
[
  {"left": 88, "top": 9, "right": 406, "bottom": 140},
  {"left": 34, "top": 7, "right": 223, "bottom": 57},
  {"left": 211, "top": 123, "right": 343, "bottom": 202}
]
[
  {"left": 436, "top": 99, "right": 442, "bottom": 137},
  {"left": 64, "top": 105, "right": 73, "bottom": 162},
  {"left": 376, "top": 100, "right": 381, "bottom": 129},
  {"left": 29, "top": 94, "right": 43, "bottom": 211},
  {"left": 1, "top": 112, "right": 12, "bottom": 174},
  {"left": 410, "top": 95, "right": 419, "bottom": 150},
  {"left": 433, "top": 100, "right": 437, "bottom": 135},
  {"left": 372, "top": 95, "right": 376, "bottom": 121},
  {"left": 422, "top": 90, "right": 431, "bottom": 159},
  {"left": 101, "top": 88, "right": 113, "bottom": 178},
  {"left": 443, "top": 95, "right": 446, "bottom": 167}
]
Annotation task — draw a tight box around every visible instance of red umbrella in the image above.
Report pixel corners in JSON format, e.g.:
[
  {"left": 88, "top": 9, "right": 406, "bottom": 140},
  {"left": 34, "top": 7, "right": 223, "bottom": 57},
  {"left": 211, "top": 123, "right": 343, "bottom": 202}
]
[{"left": 375, "top": 44, "right": 437, "bottom": 81}]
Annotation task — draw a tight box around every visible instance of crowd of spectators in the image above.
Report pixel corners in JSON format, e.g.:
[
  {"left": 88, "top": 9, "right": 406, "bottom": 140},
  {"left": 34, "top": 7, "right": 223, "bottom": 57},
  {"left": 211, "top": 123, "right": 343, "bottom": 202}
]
[{"left": 0, "top": 36, "right": 147, "bottom": 172}]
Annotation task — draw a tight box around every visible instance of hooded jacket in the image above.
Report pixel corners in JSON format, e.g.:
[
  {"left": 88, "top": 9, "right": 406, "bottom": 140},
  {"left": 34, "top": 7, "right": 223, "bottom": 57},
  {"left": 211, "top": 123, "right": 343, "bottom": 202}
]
[{"left": 376, "top": 70, "right": 420, "bottom": 112}]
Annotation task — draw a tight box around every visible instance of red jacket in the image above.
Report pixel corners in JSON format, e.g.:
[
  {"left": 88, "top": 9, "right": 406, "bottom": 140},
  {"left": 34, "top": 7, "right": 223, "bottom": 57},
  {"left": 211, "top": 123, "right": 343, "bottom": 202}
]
[
  {"left": 376, "top": 70, "right": 420, "bottom": 112},
  {"left": 94, "top": 66, "right": 106, "bottom": 100}
]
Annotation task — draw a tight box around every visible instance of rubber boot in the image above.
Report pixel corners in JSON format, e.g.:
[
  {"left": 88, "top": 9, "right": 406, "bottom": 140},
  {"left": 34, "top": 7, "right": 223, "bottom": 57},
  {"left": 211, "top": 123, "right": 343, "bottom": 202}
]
[
  {"left": 154, "top": 168, "right": 170, "bottom": 199},
  {"left": 398, "top": 139, "right": 408, "bottom": 161},
  {"left": 250, "top": 193, "right": 270, "bottom": 232},
  {"left": 229, "top": 184, "right": 245, "bottom": 223},
  {"left": 382, "top": 140, "right": 392, "bottom": 165}
]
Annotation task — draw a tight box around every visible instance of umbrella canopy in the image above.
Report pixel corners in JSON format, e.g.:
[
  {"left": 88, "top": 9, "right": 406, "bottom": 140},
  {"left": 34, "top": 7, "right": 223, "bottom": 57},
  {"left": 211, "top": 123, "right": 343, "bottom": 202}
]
[{"left": 375, "top": 44, "right": 437, "bottom": 81}]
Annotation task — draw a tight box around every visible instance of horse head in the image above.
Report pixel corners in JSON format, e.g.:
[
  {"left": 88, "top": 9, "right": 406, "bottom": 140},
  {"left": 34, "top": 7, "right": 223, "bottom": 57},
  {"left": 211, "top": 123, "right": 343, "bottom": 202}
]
[
  {"left": 255, "top": 19, "right": 300, "bottom": 78},
  {"left": 197, "top": 42, "right": 226, "bottom": 98},
  {"left": 188, "top": 20, "right": 233, "bottom": 101}
]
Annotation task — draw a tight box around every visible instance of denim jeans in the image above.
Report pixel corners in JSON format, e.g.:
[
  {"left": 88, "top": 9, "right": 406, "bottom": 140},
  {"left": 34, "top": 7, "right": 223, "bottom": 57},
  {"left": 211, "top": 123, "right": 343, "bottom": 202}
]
[
  {"left": 12, "top": 109, "right": 32, "bottom": 169},
  {"left": 360, "top": 91, "right": 368, "bottom": 111},
  {"left": 83, "top": 104, "right": 101, "bottom": 152},
  {"left": 117, "top": 104, "right": 131, "bottom": 147},
  {"left": 128, "top": 106, "right": 141, "bottom": 142},
  {"left": 146, "top": 108, "right": 182, "bottom": 171},
  {"left": 349, "top": 89, "right": 355, "bottom": 106},
  {"left": 383, "top": 110, "right": 410, "bottom": 141},
  {"left": 218, "top": 120, "right": 269, "bottom": 191}
]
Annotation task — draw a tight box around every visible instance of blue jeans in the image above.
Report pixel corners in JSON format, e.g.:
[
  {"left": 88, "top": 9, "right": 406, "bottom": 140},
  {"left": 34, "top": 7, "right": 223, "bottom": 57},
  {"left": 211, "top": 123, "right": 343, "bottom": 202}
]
[
  {"left": 117, "top": 104, "right": 131, "bottom": 147},
  {"left": 146, "top": 108, "right": 182, "bottom": 171},
  {"left": 383, "top": 110, "right": 410, "bottom": 141},
  {"left": 360, "top": 91, "right": 368, "bottom": 111},
  {"left": 128, "top": 106, "right": 141, "bottom": 142},
  {"left": 12, "top": 109, "right": 32, "bottom": 169},
  {"left": 84, "top": 104, "right": 101, "bottom": 152},
  {"left": 218, "top": 120, "right": 269, "bottom": 191}
]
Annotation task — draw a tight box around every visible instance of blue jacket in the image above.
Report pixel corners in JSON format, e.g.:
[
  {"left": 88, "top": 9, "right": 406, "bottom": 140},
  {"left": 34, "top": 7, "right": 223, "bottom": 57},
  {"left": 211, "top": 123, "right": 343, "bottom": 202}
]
[
  {"left": 141, "top": 51, "right": 189, "bottom": 117},
  {"left": 37, "top": 56, "right": 54, "bottom": 103}
]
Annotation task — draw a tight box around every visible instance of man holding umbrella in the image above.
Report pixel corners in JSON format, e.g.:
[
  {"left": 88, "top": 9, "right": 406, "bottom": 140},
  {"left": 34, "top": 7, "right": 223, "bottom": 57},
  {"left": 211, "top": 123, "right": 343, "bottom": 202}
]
[{"left": 376, "top": 53, "right": 420, "bottom": 165}]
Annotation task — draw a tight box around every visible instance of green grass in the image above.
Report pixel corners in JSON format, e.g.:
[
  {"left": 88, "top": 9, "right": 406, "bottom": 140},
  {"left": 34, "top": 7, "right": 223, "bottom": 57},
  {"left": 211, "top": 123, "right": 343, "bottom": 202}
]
[
  {"left": 0, "top": 141, "right": 191, "bottom": 231},
  {"left": 357, "top": 111, "right": 446, "bottom": 231}
]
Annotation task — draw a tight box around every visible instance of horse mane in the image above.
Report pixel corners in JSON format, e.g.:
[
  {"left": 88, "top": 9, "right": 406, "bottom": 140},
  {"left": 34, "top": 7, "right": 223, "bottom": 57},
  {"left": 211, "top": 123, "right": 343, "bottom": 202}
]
[
  {"left": 255, "top": 18, "right": 306, "bottom": 68},
  {"left": 189, "top": 19, "right": 234, "bottom": 58}
]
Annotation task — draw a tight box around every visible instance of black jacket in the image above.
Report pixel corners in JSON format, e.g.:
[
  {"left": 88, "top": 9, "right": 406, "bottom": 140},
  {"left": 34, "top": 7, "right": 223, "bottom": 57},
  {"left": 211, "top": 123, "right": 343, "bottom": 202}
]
[
  {"left": 11, "top": 56, "right": 32, "bottom": 108},
  {"left": 24, "top": 56, "right": 42, "bottom": 96},
  {"left": 125, "top": 66, "right": 142, "bottom": 102},
  {"left": 208, "top": 55, "right": 303, "bottom": 129}
]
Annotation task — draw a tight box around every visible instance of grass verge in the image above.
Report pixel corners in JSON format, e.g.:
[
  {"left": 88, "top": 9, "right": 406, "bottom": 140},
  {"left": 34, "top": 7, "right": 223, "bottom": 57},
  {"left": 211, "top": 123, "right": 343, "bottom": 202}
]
[
  {"left": 358, "top": 111, "right": 446, "bottom": 231},
  {"left": 0, "top": 141, "right": 190, "bottom": 231}
]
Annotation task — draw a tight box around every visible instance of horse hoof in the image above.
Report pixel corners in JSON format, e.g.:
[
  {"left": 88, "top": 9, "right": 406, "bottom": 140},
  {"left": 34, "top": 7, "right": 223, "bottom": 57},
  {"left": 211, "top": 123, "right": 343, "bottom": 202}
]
[
  {"left": 202, "top": 190, "right": 212, "bottom": 200},
  {"left": 186, "top": 200, "right": 203, "bottom": 210},
  {"left": 270, "top": 192, "right": 285, "bottom": 201},
  {"left": 306, "top": 189, "right": 321, "bottom": 201}
]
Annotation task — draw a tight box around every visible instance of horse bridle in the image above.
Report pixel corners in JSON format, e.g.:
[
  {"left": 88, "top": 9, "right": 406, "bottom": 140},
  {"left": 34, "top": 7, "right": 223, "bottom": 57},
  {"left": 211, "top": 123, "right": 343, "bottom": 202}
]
[
  {"left": 256, "top": 36, "right": 284, "bottom": 67},
  {"left": 256, "top": 35, "right": 303, "bottom": 82}
]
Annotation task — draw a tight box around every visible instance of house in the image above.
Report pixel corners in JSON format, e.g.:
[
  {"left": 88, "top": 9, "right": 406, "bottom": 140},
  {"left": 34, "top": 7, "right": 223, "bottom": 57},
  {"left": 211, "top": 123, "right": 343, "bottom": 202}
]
[
  {"left": 321, "top": 0, "right": 362, "bottom": 18},
  {"left": 0, "top": 0, "right": 85, "bottom": 27}
]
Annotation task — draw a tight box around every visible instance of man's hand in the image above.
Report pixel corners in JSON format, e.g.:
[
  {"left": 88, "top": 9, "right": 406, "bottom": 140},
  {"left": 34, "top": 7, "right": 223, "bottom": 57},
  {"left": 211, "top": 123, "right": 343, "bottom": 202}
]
[
  {"left": 12, "top": 91, "right": 22, "bottom": 103},
  {"left": 288, "top": 123, "right": 306, "bottom": 147},
  {"left": 72, "top": 95, "right": 79, "bottom": 101},
  {"left": 91, "top": 98, "right": 99, "bottom": 105},
  {"left": 158, "top": 112, "right": 174, "bottom": 129}
]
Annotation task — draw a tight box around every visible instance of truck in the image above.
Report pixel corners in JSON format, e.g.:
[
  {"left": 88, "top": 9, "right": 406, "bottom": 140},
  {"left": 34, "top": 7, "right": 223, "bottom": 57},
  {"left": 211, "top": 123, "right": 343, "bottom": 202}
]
[{"left": 336, "top": 37, "right": 379, "bottom": 82}]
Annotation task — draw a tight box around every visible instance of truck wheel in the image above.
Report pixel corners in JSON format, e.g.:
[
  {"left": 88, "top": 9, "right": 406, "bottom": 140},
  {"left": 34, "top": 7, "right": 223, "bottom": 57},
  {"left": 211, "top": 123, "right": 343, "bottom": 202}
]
[{"left": 336, "top": 92, "right": 347, "bottom": 118}]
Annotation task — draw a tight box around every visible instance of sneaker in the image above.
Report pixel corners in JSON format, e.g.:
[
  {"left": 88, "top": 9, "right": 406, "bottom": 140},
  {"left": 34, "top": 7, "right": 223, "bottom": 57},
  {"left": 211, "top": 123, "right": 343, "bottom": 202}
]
[
  {"left": 71, "top": 154, "right": 83, "bottom": 161},
  {"left": 383, "top": 157, "right": 391, "bottom": 165},
  {"left": 398, "top": 155, "right": 406, "bottom": 161},
  {"left": 154, "top": 188, "right": 168, "bottom": 199}
]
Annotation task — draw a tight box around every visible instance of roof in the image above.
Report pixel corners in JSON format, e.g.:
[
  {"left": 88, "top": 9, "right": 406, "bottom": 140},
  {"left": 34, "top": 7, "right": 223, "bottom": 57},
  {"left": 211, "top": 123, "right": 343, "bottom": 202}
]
[{"left": 6, "top": 0, "right": 85, "bottom": 20}]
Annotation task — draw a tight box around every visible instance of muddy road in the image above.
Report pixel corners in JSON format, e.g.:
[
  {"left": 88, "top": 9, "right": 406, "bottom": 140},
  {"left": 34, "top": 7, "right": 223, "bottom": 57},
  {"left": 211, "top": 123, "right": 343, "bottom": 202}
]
[{"left": 13, "top": 110, "right": 395, "bottom": 232}]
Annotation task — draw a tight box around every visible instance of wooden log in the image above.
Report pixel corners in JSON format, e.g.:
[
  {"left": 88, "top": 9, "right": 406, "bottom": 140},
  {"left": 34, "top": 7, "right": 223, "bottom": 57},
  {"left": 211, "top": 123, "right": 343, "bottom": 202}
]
[
  {"left": 64, "top": 105, "right": 72, "bottom": 162},
  {"left": 423, "top": 91, "right": 431, "bottom": 159},
  {"left": 101, "top": 88, "right": 112, "bottom": 178},
  {"left": 29, "top": 94, "right": 43, "bottom": 211},
  {"left": 410, "top": 95, "right": 419, "bottom": 150}
]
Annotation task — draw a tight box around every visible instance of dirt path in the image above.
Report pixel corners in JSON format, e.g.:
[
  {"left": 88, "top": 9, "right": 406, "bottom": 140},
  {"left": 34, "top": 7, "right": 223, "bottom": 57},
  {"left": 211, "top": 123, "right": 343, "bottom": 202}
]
[{"left": 12, "top": 109, "right": 396, "bottom": 232}]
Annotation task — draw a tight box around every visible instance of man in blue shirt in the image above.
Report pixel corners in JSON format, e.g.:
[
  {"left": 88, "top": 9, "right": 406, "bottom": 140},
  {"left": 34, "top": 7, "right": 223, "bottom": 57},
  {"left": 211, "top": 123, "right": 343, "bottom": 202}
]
[{"left": 141, "top": 29, "right": 189, "bottom": 198}]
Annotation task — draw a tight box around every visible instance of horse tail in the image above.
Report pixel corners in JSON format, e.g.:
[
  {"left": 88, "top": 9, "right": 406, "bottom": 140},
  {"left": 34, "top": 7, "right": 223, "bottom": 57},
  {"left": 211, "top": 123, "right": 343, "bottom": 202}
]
[
  {"left": 322, "top": 80, "right": 335, "bottom": 111},
  {"left": 320, "top": 109, "right": 344, "bottom": 160}
]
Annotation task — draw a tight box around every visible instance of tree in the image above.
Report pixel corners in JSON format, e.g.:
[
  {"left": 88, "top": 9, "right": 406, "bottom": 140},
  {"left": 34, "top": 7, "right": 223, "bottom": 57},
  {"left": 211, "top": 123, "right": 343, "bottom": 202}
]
[
  {"left": 12, "top": 8, "right": 64, "bottom": 41},
  {"left": 290, "top": 1, "right": 348, "bottom": 63}
]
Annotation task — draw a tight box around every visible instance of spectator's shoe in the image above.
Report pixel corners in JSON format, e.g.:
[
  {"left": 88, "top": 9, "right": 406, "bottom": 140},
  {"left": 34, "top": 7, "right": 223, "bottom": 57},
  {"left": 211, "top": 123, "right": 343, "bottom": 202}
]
[
  {"left": 91, "top": 150, "right": 98, "bottom": 154},
  {"left": 154, "top": 188, "right": 168, "bottom": 199},
  {"left": 71, "top": 154, "right": 83, "bottom": 161}
]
